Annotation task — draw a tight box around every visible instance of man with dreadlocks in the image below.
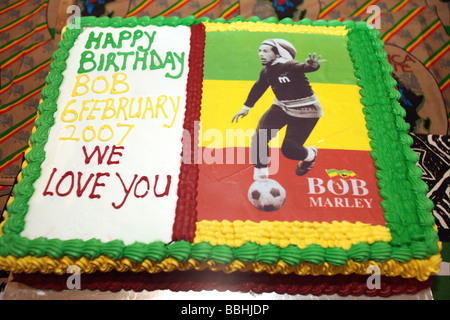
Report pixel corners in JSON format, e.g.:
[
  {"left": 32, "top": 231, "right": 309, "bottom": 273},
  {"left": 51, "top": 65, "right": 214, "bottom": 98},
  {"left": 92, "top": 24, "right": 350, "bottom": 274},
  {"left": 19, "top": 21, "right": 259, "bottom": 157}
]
[{"left": 232, "top": 39, "right": 326, "bottom": 180}]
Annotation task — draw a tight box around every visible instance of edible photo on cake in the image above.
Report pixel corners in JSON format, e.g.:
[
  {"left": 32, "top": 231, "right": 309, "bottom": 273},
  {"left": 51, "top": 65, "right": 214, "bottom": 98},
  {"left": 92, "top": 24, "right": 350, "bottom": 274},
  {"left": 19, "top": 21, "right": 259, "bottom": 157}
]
[{"left": 195, "top": 23, "right": 386, "bottom": 246}]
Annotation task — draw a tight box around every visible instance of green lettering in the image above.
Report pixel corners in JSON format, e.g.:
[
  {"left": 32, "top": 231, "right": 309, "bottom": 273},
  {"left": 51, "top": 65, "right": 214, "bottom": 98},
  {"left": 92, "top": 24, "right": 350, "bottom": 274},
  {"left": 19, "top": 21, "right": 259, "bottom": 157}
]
[
  {"left": 105, "top": 52, "right": 120, "bottom": 72},
  {"left": 165, "top": 51, "right": 185, "bottom": 79},
  {"left": 117, "top": 51, "right": 134, "bottom": 70},
  {"left": 102, "top": 32, "right": 118, "bottom": 49},
  {"left": 133, "top": 51, "right": 148, "bottom": 70},
  {"left": 150, "top": 50, "right": 163, "bottom": 70},
  {"left": 131, "top": 30, "right": 144, "bottom": 48},
  {"left": 117, "top": 30, "right": 132, "bottom": 48},
  {"left": 85, "top": 32, "right": 103, "bottom": 49},
  {"left": 78, "top": 51, "right": 96, "bottom": 73},
  {"left": 97, "top": 53, "right": 105, "bottom": 71},
  {"left": 138, "top": 31, "right": 156, "bottom": 52}
]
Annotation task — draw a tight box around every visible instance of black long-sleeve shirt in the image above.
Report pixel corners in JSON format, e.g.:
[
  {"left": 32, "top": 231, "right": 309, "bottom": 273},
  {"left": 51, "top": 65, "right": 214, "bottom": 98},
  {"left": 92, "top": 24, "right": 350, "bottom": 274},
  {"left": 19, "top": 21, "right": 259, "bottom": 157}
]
[{"left": 244, "top": 60, "right": 319, "bottom": 108}]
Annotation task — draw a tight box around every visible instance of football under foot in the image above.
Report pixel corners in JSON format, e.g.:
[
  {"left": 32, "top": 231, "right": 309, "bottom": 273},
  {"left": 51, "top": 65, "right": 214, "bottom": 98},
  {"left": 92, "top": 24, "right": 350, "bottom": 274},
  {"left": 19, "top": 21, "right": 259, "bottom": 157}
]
[{"left": 296, "top": 146, "right": 318, "bottom": 176}]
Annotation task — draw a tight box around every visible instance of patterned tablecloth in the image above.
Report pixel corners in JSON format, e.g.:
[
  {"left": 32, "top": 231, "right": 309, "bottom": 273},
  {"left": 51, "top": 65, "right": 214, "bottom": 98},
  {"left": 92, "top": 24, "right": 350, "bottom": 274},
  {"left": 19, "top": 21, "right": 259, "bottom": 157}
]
[{"left": 0, "top": 0, "right": 448, "bottom": 300}]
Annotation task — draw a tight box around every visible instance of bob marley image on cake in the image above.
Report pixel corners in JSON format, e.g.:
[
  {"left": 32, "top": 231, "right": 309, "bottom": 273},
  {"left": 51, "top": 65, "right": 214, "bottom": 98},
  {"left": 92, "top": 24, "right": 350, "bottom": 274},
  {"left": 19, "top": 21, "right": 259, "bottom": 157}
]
[
  {"left": 232, "top": 39, "right": 325, "bottom": 175},
  {"left": 231, "top": 38, "right": 326, "bottom": 211}
]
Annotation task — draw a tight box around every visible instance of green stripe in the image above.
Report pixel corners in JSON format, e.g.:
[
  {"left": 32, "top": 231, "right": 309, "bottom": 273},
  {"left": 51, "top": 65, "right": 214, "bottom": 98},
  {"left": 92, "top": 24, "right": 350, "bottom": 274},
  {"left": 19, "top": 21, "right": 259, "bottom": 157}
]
[
  {"left": 423, "top": 40, "right": 450, "bottom": 66},
  {"left": 204, "top": 31, "right": 356, "bottom": 85},
  {"left": 438, "top": 74, "right": 449, "bottom": 87},
  {"left": 0, "top": 41, "right": 44, "bottom": 67},
  {"left": 349, "top": 0, "right": 372, "bottom": 17},
  {"left": 0, "top": 145, "right": 27, "bottom": 167},
  {"left": 0, "top": 1, "right": 46, "bottom": 32},
  {"left": 0, "top": 22, "right": 47, "bottom": 50},
  {"left": 0, "top": 112, "right": 36, "bottom": 140},
  {"left": 220, "top": 1, "right": 239, "bottom": 17},
  {"left": 404, "top": 19, "right": 440, "bottom": 50},
  {"left": 129, "top": 0, "right": 150, "bottom": 14},
  {"left": 0, "top": 83, "right": 45, "bottom": 112},
  {"left": 0, "top": 58, "right": 50, "bottom": 90},
  {"left": 0, "top": 0, "right": 25, "bottom": 14},
  {"left": 389, "top": 0, "right": 407, "bottom": 12},
  {"left": 157, "top": 0, "right": 186, "bottom": 16},
  {"left": 381, "top": 9, "right": 418, "bottom": 41},
  {"left": 319, "top": 0, "right": 339, "bottom": 14}
]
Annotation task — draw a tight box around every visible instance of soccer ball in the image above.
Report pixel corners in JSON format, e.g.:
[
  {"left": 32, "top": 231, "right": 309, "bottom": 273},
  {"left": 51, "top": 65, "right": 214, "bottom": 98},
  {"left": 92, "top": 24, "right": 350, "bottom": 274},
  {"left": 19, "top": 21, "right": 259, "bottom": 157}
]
[{"left": 248, "top": 179, "right": 286, "bottom": 212}]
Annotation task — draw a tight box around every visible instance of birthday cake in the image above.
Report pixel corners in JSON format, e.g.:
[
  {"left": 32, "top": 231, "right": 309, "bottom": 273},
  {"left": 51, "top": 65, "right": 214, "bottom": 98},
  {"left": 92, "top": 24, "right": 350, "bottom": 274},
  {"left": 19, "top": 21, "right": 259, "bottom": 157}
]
[{"left": 0, "top": 16, "right": 441, "bottom": 289}]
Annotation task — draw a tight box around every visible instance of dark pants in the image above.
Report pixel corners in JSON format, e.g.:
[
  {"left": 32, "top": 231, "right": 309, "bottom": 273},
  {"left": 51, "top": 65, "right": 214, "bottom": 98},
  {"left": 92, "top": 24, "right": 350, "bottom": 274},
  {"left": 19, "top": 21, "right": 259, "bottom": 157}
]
[{"left": 251, "top": 104, "right": 319, "bottom": 168}]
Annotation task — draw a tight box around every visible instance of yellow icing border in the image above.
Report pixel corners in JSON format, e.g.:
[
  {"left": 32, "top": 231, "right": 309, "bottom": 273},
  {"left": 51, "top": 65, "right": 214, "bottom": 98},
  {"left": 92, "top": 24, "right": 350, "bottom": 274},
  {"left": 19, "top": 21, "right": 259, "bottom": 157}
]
[
  {"left": 0, "top": 253, "right": 441, "bottom": 282},
  {"left": 194, "top": 220, "right": 392, "bottom": 250},
  {"left": 203, "top": 21, "right": 349, "bottom": 36}
]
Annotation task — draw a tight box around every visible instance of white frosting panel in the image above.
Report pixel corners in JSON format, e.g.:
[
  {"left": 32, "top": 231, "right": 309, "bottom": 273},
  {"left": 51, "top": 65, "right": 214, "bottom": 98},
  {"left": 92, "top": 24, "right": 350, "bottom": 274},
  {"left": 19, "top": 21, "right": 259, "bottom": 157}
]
[{"left": 21, "top": 25, "right": 191, "bottom": 245}]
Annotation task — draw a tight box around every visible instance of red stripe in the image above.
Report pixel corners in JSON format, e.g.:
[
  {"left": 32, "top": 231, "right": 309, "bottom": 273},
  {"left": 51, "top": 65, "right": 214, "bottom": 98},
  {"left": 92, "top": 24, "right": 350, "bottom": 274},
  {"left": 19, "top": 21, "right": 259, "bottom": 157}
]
[
  {"left": 1, "top": 40, "right": 49, "bottom": 69},
  {"left": 196, "top": 148, "right": 385, "bottom": 226},
  {"left": 0, "top": 152, "right": 24, "bottom": 173},
  {"left": 0, "top": 24, "right": 47, "bottom": 54},
  {"left": 0, "top": 114, "right": 37, "bottom": 144},
  {"left": 0, "top": 2, "right": 47, "bottom": 34},
  {"left": 172, "top": 24, "right": 205, "bottom": 242},
  {"left": 0, "top": 60, "right": 50, "bottom": 95},
  {"left": 0, "top": 85, "right": 44, "bottom": 115}
]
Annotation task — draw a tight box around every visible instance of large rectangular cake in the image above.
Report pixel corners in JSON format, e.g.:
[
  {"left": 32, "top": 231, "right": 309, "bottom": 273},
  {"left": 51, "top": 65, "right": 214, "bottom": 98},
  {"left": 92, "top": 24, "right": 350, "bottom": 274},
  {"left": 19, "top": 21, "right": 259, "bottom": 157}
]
[{"left": 0, "top": 15, "right": 441, "bottom": 289}]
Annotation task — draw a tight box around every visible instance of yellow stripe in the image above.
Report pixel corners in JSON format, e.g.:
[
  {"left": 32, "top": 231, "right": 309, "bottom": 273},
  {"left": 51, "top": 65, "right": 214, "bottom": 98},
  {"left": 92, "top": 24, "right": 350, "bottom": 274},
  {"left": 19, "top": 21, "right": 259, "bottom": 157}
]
[
  {"left": 318, "top": 0, "right": 345, "bottom": 19},
  {"left": 194, "top": 220, "right": 391, "bottom": 250},
  {"left": 0, "top": 251, "right": 442, "bottom": 281},
  {"left": 126, "top": 0, "right": 156, "bottom": 17},
  {"left": 389, "top": 0, "right": 410, "bottom": 12},
  {"left": 0, "top": 114, "right": 37, "bottom": 144},
  {"left": 440, "top": 78, "right": 449, "bottom": 91},
  {"left": 0, "top": 23, "right": 47, "bottom": 53},
  {"left": 203, "top": 21, "right": 348, "bottom": 36},
  {"left": 0, "top": 2, "right": 47, "bottom": 33},
  {"left": 425, "top": 44, "right": 449, "bottom": 68},
  {"left": 0, "top": 60, "right": 50, "bottom": 95},
  {"left": 220, "top": 1, "right": 239, "bottom": 18},
  {"left": 194, "top": 0, "right": 221, "bottom": 18},
  {"left": 351, "top": 0, "right": 379, "bottom": 17},
  {"left": 200, "top": 81, "right": 370, "bottom": 151},
  {"left": 0, "top": 0, "right": 28, "bottom": 15},
  {"left": 382, "top": 7, "right": 424, "bottom": 42},
  {"left": 159, "top": 0, "right": 190, "bottom": 16},
  {"left": 406, "top": 20, "right": 440, "bottom": 52}
]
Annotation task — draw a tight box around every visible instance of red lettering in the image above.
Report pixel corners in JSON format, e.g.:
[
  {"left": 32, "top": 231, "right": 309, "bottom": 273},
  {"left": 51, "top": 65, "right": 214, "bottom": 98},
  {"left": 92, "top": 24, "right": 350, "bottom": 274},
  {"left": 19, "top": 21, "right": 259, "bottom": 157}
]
[
  {"left": 107, "top": 145, "right": 125, "bottom": 165},
  {"left": 76, "top": 172, "right": 95, "bottom": 197},
  {"left": 404, "top": 55, "right": 415, "bottom": 64},
  {"left": 113, "top": 173, "right": 137, "bottom": 209},
  {"left": 388, "top": 53, "right": 414, "bottom": 73},
  {"left": 134, "top": 176, "right": 150, "bottom": 198},
  {"left": 390, "top": 54, "right": 402, "bottom": 64},
  {"left": 89, "top": 172, "right": 110, "bottom": 199},
  {"left": 55, "top": 171, "right": 74, "bottom": 196},
  {"left": 154, "top": 175, "right": 171, "bottom": 197},
  {"left": 82, "top": 145, "right": 110, "bottom": 164},
  {"left": 43, "top": 168, "right": 58, "bottom": 196}
]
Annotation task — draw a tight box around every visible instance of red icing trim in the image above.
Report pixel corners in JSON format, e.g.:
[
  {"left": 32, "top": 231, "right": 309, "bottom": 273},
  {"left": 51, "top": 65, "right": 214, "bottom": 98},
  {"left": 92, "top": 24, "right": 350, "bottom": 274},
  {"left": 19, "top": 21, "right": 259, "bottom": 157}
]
[
  {"left": 11, "top": 271, "right": 432, "bottom": 297},
  {"left": 172, "top": 23, "right": 205, "bottom": 242}
]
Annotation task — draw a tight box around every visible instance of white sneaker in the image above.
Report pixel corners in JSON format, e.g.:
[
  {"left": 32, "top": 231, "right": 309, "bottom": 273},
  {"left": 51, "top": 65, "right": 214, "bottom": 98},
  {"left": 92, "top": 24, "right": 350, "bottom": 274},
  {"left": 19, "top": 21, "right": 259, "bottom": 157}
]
[{"left": 253, "top": 167, "right": 269, "bottom": 180}]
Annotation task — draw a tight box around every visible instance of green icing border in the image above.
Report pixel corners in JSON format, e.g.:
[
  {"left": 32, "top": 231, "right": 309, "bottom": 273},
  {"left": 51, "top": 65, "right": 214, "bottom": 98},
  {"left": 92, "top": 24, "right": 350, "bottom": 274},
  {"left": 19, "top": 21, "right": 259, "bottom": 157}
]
[{"left": 0, "top": 16, "right": 440, "bottom": 269}]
